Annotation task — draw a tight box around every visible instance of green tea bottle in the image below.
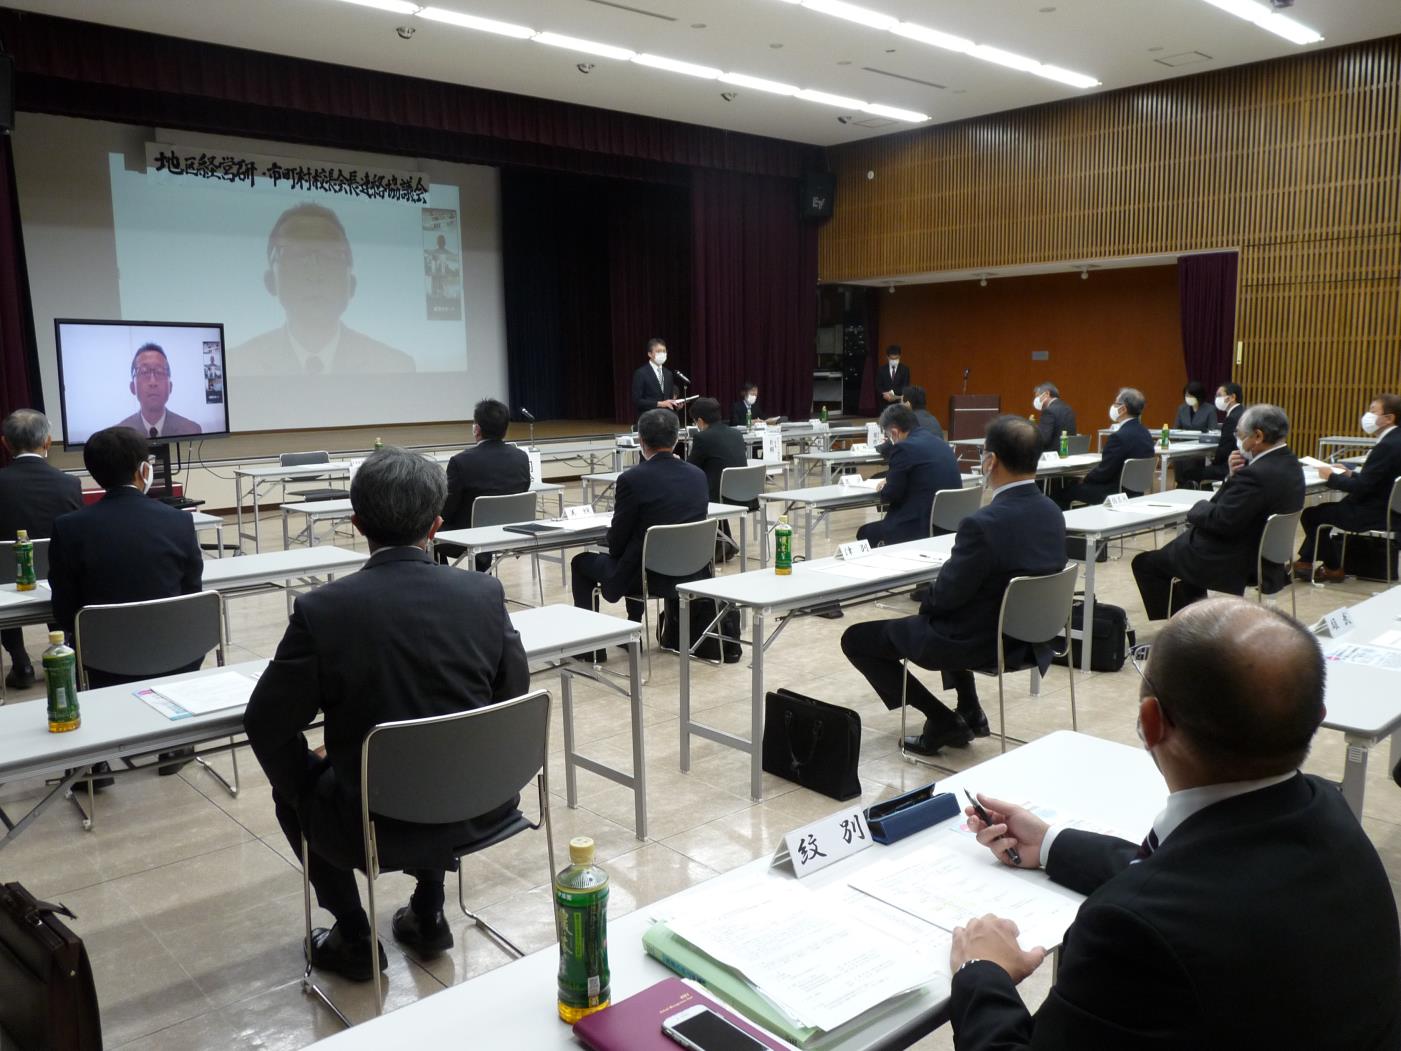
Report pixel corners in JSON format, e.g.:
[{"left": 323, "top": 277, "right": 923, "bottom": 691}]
[
  {"left": 775, "top": 515, "right": 793, "bottom": 576},
  {"left": 44, "top": 631, "right": 80, "bottom": 733},
  {"left": 556, "top": 837, "right": 610, "bottom": 1023}
]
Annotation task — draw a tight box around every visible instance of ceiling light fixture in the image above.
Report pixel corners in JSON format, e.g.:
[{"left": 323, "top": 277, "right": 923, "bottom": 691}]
[
  {"left": 333, "top": 0, "right": 420, "bottom": 13},
  {"left": 632, "top": 53, "right": 722, "bottom": 79},
  {"left": 417, "top": 6, "right": 534, "bottom": 37},
  {"left": 797, "top": 88, "right": 869, "bottom": 110},
  {"left": 1197, "top": 0, "right": 1323, "bottom": 44},
  {"left": 862, "top": 102, "right": 928, "bottom": 122},
  {"left": 799, "top": 0, "right": 896, "bottom": 32},
  {"left": 718, "top": 72, "right": 799, "bottom": 95},
  {"left": 532, "top": 31, "right": 636, "bottom": 60}
]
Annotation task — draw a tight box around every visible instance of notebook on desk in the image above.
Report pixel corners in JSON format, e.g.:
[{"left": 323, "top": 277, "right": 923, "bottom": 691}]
[
  {"left": 502, "top": 522, "right": 564, "bottom": 536},
  {"left": 573, "top": 978, "right": 791, "bottom": 1051}
]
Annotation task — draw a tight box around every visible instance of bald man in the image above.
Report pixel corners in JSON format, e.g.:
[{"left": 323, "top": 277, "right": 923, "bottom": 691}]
[{"left": 949, "top": 598, "right": 1401, "bottom": 1050}]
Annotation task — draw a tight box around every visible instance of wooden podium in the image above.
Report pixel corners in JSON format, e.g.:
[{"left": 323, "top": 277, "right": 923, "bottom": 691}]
[{"left": 949, "top": 395, "right": 1001, "bottom": 466}]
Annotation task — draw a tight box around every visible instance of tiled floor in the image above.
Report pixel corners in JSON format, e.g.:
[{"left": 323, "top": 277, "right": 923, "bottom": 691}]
[{"left": 2, "top": 497, "right": 1398, "bottom": 1050}]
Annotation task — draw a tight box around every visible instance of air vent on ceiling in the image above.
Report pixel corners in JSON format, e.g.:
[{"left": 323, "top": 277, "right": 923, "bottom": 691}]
[
  {"left": 851, "top": 115, "right": 898, "bottom": 128},
  {"left": 1154, "top": 51, "right": 1213, "bottom": 68},
  {"left": 583, "top": 0, "right": 678, "bottom": 21},
  {"left": 862, "top": 67, "right": 947, "bottom": 91}
]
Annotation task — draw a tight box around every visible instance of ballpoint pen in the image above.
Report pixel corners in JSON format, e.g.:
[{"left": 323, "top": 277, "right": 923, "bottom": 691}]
[{"left": 965, "top": 789, "right": 1023, "bottom": 866}]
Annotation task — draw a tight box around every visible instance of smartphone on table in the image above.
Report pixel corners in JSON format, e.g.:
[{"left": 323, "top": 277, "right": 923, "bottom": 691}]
[{"left": 661, "top": 1005, "right": 768, "bottom": 1051}]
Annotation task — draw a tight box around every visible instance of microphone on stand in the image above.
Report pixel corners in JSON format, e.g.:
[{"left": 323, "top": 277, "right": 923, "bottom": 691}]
[
  {"left": 674, "top": 370, "right": 692, "bottom": 387},
  {"left": 962, "top": 368, "right": 970, "bottom": 395},
  {"left": 519, "top": 407, "right": 536, "bottom": 445}
]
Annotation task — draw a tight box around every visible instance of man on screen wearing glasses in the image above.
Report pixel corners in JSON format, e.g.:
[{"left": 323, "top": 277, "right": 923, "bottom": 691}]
[
  {"left": 115, "top": 344, "right": 203, "bottom": 438},
  {"left": 234, "top": 202, "right": 415, "bottom": 376}
]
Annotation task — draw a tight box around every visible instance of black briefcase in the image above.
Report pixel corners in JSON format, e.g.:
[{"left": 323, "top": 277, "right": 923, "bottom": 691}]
[
  {"left": 0, "top": 882, "right": 102, "bottom": 1050},
  {"left": 761, "top": 689, "right": 862, "bottom": 800},
  {"left": 658, "top": 595, "right": 742, "bottom": 663},
  {"left": 1342, "top": 534, "right": 1399, "bottom": 583},
  {"left": 1051, "top": 600, "right": 1134, "bottom": 672}
]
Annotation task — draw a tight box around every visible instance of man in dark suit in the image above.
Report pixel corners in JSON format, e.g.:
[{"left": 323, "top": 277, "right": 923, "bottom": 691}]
[
  {"left": 438, "top": 398, "right": 531, "bottom": 571},
  {"left": 1296, "top": 392, "right": 1401, "bottom": 583},
  {"left": 631, "top": 338, "right": 681, "bottom": 417},
  {"left": 48, "top": 427, "right": 205, "bottom": 781},
  {"left": 952, "top": 597, "right": 1401, "bottom": 1050},
  {"left": 730, "top": 380, "right": 778, "bottom": 427},
  {"left": 571, "top": 409, "right": 709, "bottom": 655},
  {"left": 1176, "top": 381, "right": 1244, "bottom": 488},
  {"left": 903, "top": 386, "right": 945, "bottom": 441},
  {"left": 858, "top": 404, "right": 962, "bottom": 548},
  {"left": 1055, "top": 387, "right": 1155, "bottom": 507},
  {"left": 841, "top": 416, "right": 1066, "bottom": 754},
  {"left": 1032, "top": 382, "right": 1076, "bottom": 454},
  {"left": 688, "top": 398, "right": 749, "bottom": 560},
  {"left": 0, "top": 410, "right": 83, "bottom": 688},
  {"left": 1133, "top": 404, "right": 1304, "bottom": 619},
  {"left": 114, "top": 344, "right": 203, "bottom": 438},
  {"left": 245, "top": 447, "right": 529, "bottom": 980},
  {"left": 876, "top": 345, "right": 910, "bottom": 405}
]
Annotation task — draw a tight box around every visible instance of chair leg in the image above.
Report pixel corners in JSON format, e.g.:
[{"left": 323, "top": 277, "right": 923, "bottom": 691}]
[
  {"left": 300, "top": 835, "right": 352, "bottom": 1028},
  {"left": 998, "top": 670, "right": 1008, "bottom": 754},
  {"left": 456, "top": 866, "right": 525, "bottom": 959},
  {"left": 194, "top": 737, "right": 241, "bottom": 798},
  {"left": 366, "top": 856, "right": 383, "bottom": 1017},
  {"left": 897, "top": 661, "right": 953, "bottom": 771},
  {"left": 1067, "top": 659, "right": 1077, "bottom": 732}
]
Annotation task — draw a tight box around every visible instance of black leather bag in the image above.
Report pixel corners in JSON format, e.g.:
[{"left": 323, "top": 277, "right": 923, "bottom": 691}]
[
  {"left": 761, "top": 689, "right": 862, "bottom": 800},
  {"left": 658, "top": 595, "right": 742, "bottom": 663},
  {"left": 1052, "top": 600, "right": 1134, "bottom": 672},
  {"left": 0, "top": 881, "right": 102, "bottom": 1050}
]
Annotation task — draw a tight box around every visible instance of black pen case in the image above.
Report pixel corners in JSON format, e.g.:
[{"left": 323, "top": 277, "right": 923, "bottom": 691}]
[{"left": 864, "top": 783, "right": 961, "bottom": 845}]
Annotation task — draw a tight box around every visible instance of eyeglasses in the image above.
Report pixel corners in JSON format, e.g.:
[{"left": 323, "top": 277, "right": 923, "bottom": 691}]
[
  {"left": 272, "top": 245, "right": 352, "bottom": 269},
  {"left": 133, "top": 367, "right": 170, "bottom": 381},
  {"left": 1129, "top": 643, "right": 1174, "bottom": 725}
]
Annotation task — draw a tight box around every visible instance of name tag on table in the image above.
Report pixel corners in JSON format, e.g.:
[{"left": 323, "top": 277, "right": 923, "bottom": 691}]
[
  {"left": 1321, "top": 607, "right": 1356, "bottom": 638},
  {"left": 808, "top": 418, "right": 827, "bottom": 432},
  {"left": 849, "top": 442, "right": 872, "bottom": 454},
  {"left": 528, "top": 448, "right": 543, "bottom": 487},
  {"left": 771, "top": 809, "right": 872, "bottom": 878},
  {"left": 616, "top": 434, "right": 638, "bottom": 447},
  {"left": 564, "top": 504, "right": 595, "bottom": 520},
  {"left": 762, "top": 430, "right": 784, "bottom": 464},
  {"left": 866, "top": 423, "right": 883, "bottom": 447},
  {"left": 1103, "top": 493, "right": 1130, "bottom": 510},
  {"left": 347, "top": 457, "right": 365, "bottom": 483},
  {"left": 837, "top": 539, "right": 872, "bottom": 560}
]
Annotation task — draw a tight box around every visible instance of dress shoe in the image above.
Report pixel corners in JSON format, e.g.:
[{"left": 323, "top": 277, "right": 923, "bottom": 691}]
[
  {"left": 306, "top": 924, "right": 388, "bottom": 982},
  {"left": 157, "top": 746, "right": 196, "bottom": 776},
  {"left": 812, "top": 603, "right": 845, "bottom": 620},
  {"left": 1314, "top": 566, "right": 1347, "bottom": 583},
  {"left": 958, "top": 705, "right": 991, "bottom": 739},
  {"left": 1293, "top": 561, "right": 1315, "bottom": 581},
  {"left": 392, "top": 906, "right": 454, "bottom": 955},
  {"left": 4, "top": 663, "right": 35, "bottom": 690},
  {"left": 902, "top": 715, "right": 975, "bottom": 756}
]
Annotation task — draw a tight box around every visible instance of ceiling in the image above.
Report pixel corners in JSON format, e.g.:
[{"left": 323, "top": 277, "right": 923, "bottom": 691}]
[{"left": 9, "top": 0, "right": 1401, "bottom": 146}]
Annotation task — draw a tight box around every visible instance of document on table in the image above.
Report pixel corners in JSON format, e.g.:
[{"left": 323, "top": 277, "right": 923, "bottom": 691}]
[
  {"left": 146, "top": 671, "right": 259, "bottom": 716},
  {"left": 1299, "top": 456, "right": 1332, "bottom": 471},
  {"left": 813, "top": 551, "right": 946, "bottom": 581},
  {"left": 664, "top": 881, "right": 942, "bottom": 1033},
  {"left": 551, "top": 513, "right": 613, "bottom": 532},
  {"left": 847, "top": 831, "right": 1083, "bottom": 952},
  {"left": 0, "top": 583, "right": 48, "bottom": 605},
  {"left": 1369, "top": 629, "right": 1401, "bottom": 650},
  {"left": 1323, "top": 641, "right": 1401, "bottom": 670}
]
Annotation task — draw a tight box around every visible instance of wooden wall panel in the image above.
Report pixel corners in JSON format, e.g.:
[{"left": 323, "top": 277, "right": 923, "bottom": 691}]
[
  {"left": 822, "top": 38, "right": 1401, "bottom": 455},
  {"left": 880, "top": 267, "right": 1186, "bottom": 435}
]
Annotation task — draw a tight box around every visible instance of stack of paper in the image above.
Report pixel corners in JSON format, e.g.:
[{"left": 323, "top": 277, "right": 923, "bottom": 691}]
[
  {"left": 552, "top": 513, "right": 613, "bottom": 532},
  {"left": 815, "top": 550, "right": 945, "bottom": 581},
  {"left": 139, "top": 671, "right": 258, "bottom": 719}
]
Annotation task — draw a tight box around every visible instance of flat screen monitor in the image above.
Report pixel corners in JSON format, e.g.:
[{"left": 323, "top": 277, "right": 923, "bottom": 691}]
[{"left": 54, "top": 319, "right": 230, "bottom": 447}]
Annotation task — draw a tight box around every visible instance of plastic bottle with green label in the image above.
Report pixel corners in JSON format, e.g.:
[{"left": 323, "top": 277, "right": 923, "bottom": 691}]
[
  {"left": 820, "top": 404, "right": 829, "bottom": 424},
  {"left": 373, "top": 436, "right": 384, "bottom": 451},
  {"left": 556, "top": 837, "right": 610, "bottom": 1023},
  {"left": 1161, "top": 424, "right": 1171, "bottom": 450},
  {"left": 14, "top": 529, "right": 36, "bottom": 591},
  {"left": 1058, "top": 432, "right": 1069, "bottom": 459},
  {"left": 775, "top": 515, "right": 793, "bottom": 576},
  {"left": 44, "top": 631, "right": 80, "bottom": 733}
]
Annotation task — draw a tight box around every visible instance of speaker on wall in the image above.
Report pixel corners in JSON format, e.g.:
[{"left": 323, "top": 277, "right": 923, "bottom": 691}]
[
  {"left": 0, "top": 51, "right": 13, "bottom": 134},
  {"left": 799, "top": 172, "right": 836, "bottom": 220}
]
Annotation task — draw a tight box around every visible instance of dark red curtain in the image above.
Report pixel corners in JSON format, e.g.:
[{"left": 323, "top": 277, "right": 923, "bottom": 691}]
[
  {"left": 0, "top": 134, "right": 40, "bottom": 444},
  {"left": 1178, "top": 251, "right": 1239, "bottom": 393},
  {"left": 690, "top": 170, "right": 818, "bottom": 421}
]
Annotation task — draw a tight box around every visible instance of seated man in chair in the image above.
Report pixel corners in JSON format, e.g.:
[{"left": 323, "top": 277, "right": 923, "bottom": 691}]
[
  {"left": 1132, "top": 404, "right": 1303, "bottom": 620},
  {"left": 1055, "top": 387, "right": 1154, "bottom": 508},
  {"left": 841, "top": 415, "right": 1066, "bottom": 755},
  {"left": 859, "top": 403, "right": 962, "bottom": 548},
  {"left": 245, "top": 446, "right": 529, "bottom": 981}
]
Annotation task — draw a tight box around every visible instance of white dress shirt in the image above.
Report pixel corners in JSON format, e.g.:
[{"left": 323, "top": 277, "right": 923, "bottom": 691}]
[{"left": 288, "top": 324, "right": 343, "bottom": 373}]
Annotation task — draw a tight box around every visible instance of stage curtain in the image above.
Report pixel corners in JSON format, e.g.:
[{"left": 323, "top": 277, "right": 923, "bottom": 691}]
[
  {"left": 0, "top": 136, "right": 40, "bottom": 446},
  {"left": 690, "top": 170, "right": 818, "bottom": 422},
  {"left": 1178, "top": 252, "right": 1239, "bottom": 394}
]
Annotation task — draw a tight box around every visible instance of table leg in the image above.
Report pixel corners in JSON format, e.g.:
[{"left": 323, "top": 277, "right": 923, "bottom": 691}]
[
  {"left": 1080, "top": 534, "right": 1098, "bottom": 674},
  {"left": 740, "top": 513, "right": 748, "bottom": 573},
  {"left": 679, "top": 590, "right": 691, "bottom": 772},
  {"left": 251, "top": 480, "right": 264, "bottom": 554},
  {"left": 750, "top": 609, "right": 765, "bottom": 801},
  {"left": 216, "top": 524, "right": 225, "bottom": 558},
  {"left": 281, "top": 510, "right": 290, "bottom": 551},
  {"left": 234, "top": 473, "right": 247, "bottom": 553},
  {"left": 759, "top": 502, "right": 770, "bottom": 568},
  {"left": 1159, "top": 454, "right": 1168, "bottom": 493},
  {"left": 1340, "top": 734, "right": 1370, "bottom": 819},
  {"left": 805, "top": 503, "right": 814, "bottom": 562},
  {"left": 561, "top": 667, "right": 578, "bottom": 808},
  {"left": 627, "top": 637, "right": 647, "bottom": 840}
]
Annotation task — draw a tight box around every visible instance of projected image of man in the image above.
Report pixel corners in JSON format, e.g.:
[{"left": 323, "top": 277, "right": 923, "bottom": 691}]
[
  {"left": 115, "top": 344, "right": 202, "bottom": 438},
  {"left": 235, "top": 203, "right": 415, "bottom": 375}
]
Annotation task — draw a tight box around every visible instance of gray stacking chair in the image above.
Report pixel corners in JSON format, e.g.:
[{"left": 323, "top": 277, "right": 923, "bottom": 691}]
[
  {"left": 1309, "top": 476, "right": 1401, "bottom": 587},
  {"left": 929, "top": 486, "right": 982, "bottom": 536},
  {"left": 1168, "top": 508, "right": 1303, "bottom": 617},
  {"left": 301, "top": 689, "right": 554, "bottom": 1027},
  {"left": 471, "top": 491, "right": 544, "bottom": 605},
  {"left": 1065, "top": 434, "right": 1092, "bottom": 455},
  {"left": 280, "top": 450, "right": 345, "bottom": 503},
  {"left": 718, "top": 464, "right": 766, "bottom": 568}
]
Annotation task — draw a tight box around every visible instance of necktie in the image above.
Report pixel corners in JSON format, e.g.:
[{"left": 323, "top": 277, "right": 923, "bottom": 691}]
[
  {"left": 891, "top": 364, "right": 896, "bottom": 379},
  {"left": 1135, "top": 827, "right": 1160, "bottom": 860},
  {"left": 149, "top": 427, "right": 158, "bottom": 439},
  {"left": 306, "top": 355, "right": 324, "bottom": 375}
]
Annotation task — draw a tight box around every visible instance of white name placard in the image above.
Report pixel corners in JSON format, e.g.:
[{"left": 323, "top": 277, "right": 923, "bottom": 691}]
[
  {"left": 762, "top": 430, "right": 784, "bottom": 464},
  {"left": 1322, "top": 607, "right": 1356, "bottom": 638},
  {"left": 1104, "top": 492, "right": 1130, "bottom": 510},
  {"left": 564, "top": 504, "right": 595, "bottom": 520},
  {"left": 837, "top": 539, "right": 872, "bottom": 560},
  {"left": 849, "top": 442, "right": 872, "bottom": 454},
  {"left": 347, "top": 457, "right": 365, "bottom": 483},
  {"left": 527, "top": 448, "right": 543, "bottom": 487},
  {"left": 808, "top": 418, "right": 827, "bottom": 432},
  {"left": 771, "top": 808, "right": 872, "bottom": 878},
  {"left": 866, "top": 422, "right": 883, "bottom": 447}
]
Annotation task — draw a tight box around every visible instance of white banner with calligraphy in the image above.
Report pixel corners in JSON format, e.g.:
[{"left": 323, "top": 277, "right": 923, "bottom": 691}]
[{"left": 144, "top": 142, "right": 429, "bottom": 204}]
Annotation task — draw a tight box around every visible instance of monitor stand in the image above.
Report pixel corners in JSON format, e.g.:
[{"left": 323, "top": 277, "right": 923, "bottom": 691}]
[{"left": 147, "top": 441, "right": 201, "bottom": 509}]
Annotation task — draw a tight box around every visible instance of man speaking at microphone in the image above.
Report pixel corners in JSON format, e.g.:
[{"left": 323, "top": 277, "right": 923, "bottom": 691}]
[{"left": 632, "top": 338, "right": 684, "bottom": 418}]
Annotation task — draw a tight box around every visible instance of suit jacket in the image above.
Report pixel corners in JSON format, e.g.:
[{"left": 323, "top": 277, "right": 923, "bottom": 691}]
[
  {"left": 631, "top": 363, "right": 676, "bottom": 417},
  {"left": 0, "top": 455, "right": 83, "bottom": 542},
  {"left": 1035, "top": 400, "right": 1077, "bottom": 453},
  {"left": 878, "top": 427, "right": 963, "bottom": 545},
  {"left": 1167, "top": 445, "right": 1304, "bottom": 593},
  {"left": 889, "top": 482, "right": 1066, "bottom": 673},
  {"left": 950, "top": 774, "right": 1401, "bottom": 1050},
  {"left": 48, "top": 487, "right": 203, "bottom": 641},
  {"left": 730, "top": 400, "right": 763, "bottom": 426},
  {"left": 1084, "top": 417, "right": 1154, "bottom": 490},
  {"left": 232, "top": 324, "right": 416, "bottom": 376},
  {"left": 600, "top": 451, "right": 709, "bottom": 602},
  {"left": 876, "top": 361, "right": 910, "bottom": 399},
  {"left": 914, "top": 408, "right": 945, "bottom": 441},
  {"left": 688, "top": 423, "right": 749, "bottom": 504},
  {"left": 244, "top": 547, "right": 530, "bottom": 866},
  {"left": 1210, "top": 403, "right": 1244, "bottom": 465},
  {"left": 441, "top": 439, "right": 532, "bottom": 531},
  {"left": 1172, "top": 402, "right": 1217, "bottom": 432},
  {"left": 115, "top": 409, "right": 203, "bottom": 438},
  {"left": 1326, "top": 426, "right": 1401, "bottom": 528}
]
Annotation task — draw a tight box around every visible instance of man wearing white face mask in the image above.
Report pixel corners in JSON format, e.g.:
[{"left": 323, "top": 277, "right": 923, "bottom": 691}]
[
  {"left": 1296, "top": 393, "right": 1401, "bottom": 583},
  {"left": 730, "top": 380, "right": 778, "bottom": 427},
  {"left": 1177, "top": 382, "right": 1243, "bottom": 488},
  {"left": 631, "top": 337, "right": 681, "bottom": 417},
  {"left": 1054, "top": 387, "right": 1154, "bottom": 509},
  {"left": 1032, "top": 382, "right": 1077, "bottom": 454},
  {"left": 48, "top": 426, "right": 205, "bottom": 782}
]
